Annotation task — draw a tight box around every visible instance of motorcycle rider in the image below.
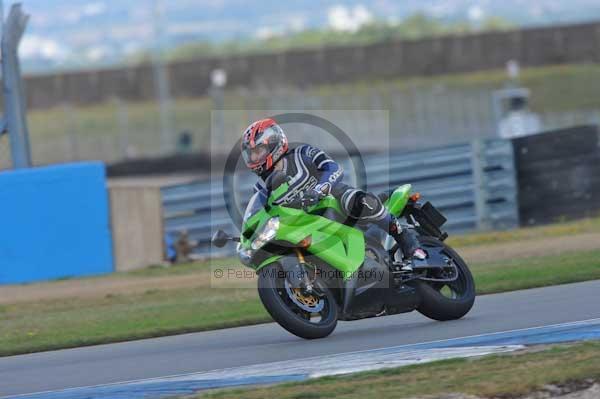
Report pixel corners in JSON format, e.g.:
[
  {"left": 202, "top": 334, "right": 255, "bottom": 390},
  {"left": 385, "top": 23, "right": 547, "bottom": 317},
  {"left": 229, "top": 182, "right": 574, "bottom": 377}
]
[{"left": 240, "top": 118, "right": 427, "bottom": 268}]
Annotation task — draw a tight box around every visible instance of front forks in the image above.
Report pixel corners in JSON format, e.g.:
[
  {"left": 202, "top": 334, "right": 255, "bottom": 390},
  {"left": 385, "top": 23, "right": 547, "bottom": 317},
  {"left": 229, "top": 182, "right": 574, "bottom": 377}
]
[{"left": 280, "top": 249, "right": 323, "bottom": 297}]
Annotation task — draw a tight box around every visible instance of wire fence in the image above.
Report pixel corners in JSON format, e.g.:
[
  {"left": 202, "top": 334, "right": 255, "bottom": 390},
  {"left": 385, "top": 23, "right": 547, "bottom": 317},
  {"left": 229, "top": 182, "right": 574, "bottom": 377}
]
[{"left": 20, "top": 86, "right": 600, "bottom": 168}]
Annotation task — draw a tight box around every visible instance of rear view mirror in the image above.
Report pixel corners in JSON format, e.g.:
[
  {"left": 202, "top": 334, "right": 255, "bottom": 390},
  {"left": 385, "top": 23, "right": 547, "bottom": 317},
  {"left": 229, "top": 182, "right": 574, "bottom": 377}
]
[{"left": 211, "top": 229, "right": 232, "bottom": 248}]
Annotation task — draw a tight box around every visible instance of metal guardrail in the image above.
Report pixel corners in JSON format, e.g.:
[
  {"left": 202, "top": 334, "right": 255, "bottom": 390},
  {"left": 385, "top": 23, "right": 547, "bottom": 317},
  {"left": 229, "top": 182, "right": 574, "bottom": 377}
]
[{"left": 161, "top": 139, "right": 518, "bottom": 258}]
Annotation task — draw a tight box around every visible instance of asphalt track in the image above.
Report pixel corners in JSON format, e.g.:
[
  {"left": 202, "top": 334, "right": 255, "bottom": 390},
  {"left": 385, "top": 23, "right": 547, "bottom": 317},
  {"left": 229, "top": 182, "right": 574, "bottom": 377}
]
[{"left": 1, "top": 280, "right": 600, "bottom": 397}]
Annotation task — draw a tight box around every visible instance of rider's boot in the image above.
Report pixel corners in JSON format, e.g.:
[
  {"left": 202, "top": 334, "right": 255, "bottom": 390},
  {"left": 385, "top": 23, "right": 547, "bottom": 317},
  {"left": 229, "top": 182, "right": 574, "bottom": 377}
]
[{"left": 389, "top": 216, "right": 427, "bottom": 271}]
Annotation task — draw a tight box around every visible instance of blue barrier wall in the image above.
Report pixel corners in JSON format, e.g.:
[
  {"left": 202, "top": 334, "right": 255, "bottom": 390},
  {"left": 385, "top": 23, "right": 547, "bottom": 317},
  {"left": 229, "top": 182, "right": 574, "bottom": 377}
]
[{"left": 0, "top": 162, "right": 114, "bottom": 284}]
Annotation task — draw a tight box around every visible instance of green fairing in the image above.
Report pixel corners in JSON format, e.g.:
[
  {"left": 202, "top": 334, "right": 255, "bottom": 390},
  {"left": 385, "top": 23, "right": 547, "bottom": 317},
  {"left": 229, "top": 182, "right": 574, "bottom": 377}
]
[
  {"left": 268, "top": 183, "right": 289, "bottom": 206},
  {"left": 384, "top": 184, "right": 412, "bottom": 217},
  {"left": 242, "top": 183, "right": 411, "bottom": 279},
  {"left": 248, "top": 204, "right": 364, "bottom": 278},
  {"left": 257, "top": 255, "right": 284, "bottom": 269},
  {"left": 311, "top": 196, "right": 344, "bottom": 215}
]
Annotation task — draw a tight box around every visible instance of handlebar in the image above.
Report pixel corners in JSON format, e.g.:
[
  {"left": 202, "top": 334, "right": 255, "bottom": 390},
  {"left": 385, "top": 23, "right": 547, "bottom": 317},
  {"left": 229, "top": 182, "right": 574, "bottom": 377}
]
[{"left": 285, "top": 190, "right": 325, "bottom": 210}]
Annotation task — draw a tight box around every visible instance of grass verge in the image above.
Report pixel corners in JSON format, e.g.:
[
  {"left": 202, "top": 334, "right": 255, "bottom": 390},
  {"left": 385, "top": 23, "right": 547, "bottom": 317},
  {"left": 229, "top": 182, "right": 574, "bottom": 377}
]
[
  {"left": 195, "top": 341, "right": 600, "bottom": 399},
  {"left": 1, "top": 247, "right": 599, "bottom": 358},
  {"left": 471, "top": 249, "right": 600, "bottom": 294},
  {"left": 447, "top": 216, "right": 600, "bottom": 248}
]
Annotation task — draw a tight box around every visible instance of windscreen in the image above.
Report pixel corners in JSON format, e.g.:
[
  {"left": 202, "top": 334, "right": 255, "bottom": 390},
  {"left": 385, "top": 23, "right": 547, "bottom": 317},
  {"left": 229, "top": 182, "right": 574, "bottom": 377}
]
[{"left": 243, "top": 190, "right": 268, "bottom": 224}]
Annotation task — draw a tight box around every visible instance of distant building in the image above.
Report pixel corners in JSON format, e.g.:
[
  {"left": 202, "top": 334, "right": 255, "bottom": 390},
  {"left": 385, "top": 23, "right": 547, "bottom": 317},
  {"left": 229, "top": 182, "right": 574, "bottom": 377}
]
[
  {"left": 494, "top": 87, "right": 542, "bottom": 140},
  {"left": 498, "top": 96, "right": 542, "bottom": 139}
]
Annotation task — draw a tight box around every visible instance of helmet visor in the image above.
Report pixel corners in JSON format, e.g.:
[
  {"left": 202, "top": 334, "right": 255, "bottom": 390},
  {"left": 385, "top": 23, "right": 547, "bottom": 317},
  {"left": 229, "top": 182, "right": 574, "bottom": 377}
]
[{"left": 242, "top": 143, "right": 269, "bottom": 167}]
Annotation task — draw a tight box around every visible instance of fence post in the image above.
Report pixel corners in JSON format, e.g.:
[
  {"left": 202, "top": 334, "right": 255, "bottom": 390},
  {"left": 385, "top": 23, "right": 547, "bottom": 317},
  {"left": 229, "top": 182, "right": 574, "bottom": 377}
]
[
  {"left": 471, "top": 139, "right": 490, "bottom": 230},
  {"left": 114, "top": 97, "right": 131, "bottom": 159},
  {"left": 152, "top": 0, "right": 173, "bottom": 154},
  {"left": 1, "top": 3, "right": 31, "bottom": 169},
  {"left": 63, "top": 103, "right": 79, "bottom": 161}
]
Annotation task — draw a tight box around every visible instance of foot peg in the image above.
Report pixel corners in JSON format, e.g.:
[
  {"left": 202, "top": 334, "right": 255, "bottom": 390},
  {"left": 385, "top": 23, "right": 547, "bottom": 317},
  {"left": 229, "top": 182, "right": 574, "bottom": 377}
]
[{"left": 392, "top": 261, "right": 413, "bottom": 273}]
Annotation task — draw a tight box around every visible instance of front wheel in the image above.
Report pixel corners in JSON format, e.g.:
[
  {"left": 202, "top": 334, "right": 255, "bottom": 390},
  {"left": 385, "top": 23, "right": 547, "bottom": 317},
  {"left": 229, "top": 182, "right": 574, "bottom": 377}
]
[
  {"left": 258, "top": 263, "right": 338, "bottom": 339},
  {"left": 414, "top": 237, "right": 476, "bottom": 321}
]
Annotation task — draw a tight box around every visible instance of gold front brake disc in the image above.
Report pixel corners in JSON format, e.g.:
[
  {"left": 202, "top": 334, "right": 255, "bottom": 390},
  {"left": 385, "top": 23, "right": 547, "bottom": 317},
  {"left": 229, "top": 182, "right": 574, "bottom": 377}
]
[{"left": 293, "top": 288, "right": 319, "bottom": 307}]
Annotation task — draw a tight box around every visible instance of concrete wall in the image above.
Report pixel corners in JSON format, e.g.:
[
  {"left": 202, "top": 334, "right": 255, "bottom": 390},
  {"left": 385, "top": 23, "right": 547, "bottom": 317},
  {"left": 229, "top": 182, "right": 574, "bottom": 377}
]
[
  {"left": 0, "top": 162, "right": 114, "bottom": 284},
  {"left": 109, "top": 184, "right": 164, "bottom": 271},
  {"left": 513, "top": 125, "right": 600, "bottom": 226},
  {"left": 23, "top": 21, "right": 600, "bottom": 110}
]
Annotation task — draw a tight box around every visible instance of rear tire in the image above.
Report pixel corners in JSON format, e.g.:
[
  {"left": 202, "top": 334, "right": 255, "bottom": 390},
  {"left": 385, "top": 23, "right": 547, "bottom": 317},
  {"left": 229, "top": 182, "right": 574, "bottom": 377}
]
[
  {"left": 414, "top": 237, "right": 475, "bottom": 321},
  {"left": 258, "top": 263, "right": 338, "bottom": 339}
]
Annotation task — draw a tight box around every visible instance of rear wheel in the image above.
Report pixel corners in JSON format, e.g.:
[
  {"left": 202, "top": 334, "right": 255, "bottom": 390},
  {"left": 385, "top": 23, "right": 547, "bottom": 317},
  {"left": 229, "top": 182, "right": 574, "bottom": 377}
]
[
  {"left": 258, "top": 263, "right": 338, "bottom": 339},
  {"left": 414, "top": 237, "right": 475, "bottom": 321}
]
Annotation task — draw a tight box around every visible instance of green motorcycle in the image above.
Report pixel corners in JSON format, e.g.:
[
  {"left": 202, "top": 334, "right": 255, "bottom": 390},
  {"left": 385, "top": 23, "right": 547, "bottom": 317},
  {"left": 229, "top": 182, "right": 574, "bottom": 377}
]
[{"left": 212, "top": 172, "right": 475, "bottom": 339}]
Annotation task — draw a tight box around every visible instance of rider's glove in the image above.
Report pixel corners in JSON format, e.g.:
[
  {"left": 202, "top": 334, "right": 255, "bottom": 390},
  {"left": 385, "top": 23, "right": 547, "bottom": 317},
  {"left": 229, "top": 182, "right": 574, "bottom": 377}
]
[
  {"left": 300, "top": 189, "right": 324, "bottom": 209},
  {"left": 314, "top": 182, "right": 332, "bottom": 196}
]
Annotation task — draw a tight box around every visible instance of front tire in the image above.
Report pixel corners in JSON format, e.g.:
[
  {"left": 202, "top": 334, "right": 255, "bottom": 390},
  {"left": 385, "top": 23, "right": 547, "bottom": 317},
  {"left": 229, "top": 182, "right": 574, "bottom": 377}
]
[
  {"left": 414, "top": 237, "right": 476, "bottom": 321},
  {"left": 258, "top": 263, "right": 338, "bottom": 339}
]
